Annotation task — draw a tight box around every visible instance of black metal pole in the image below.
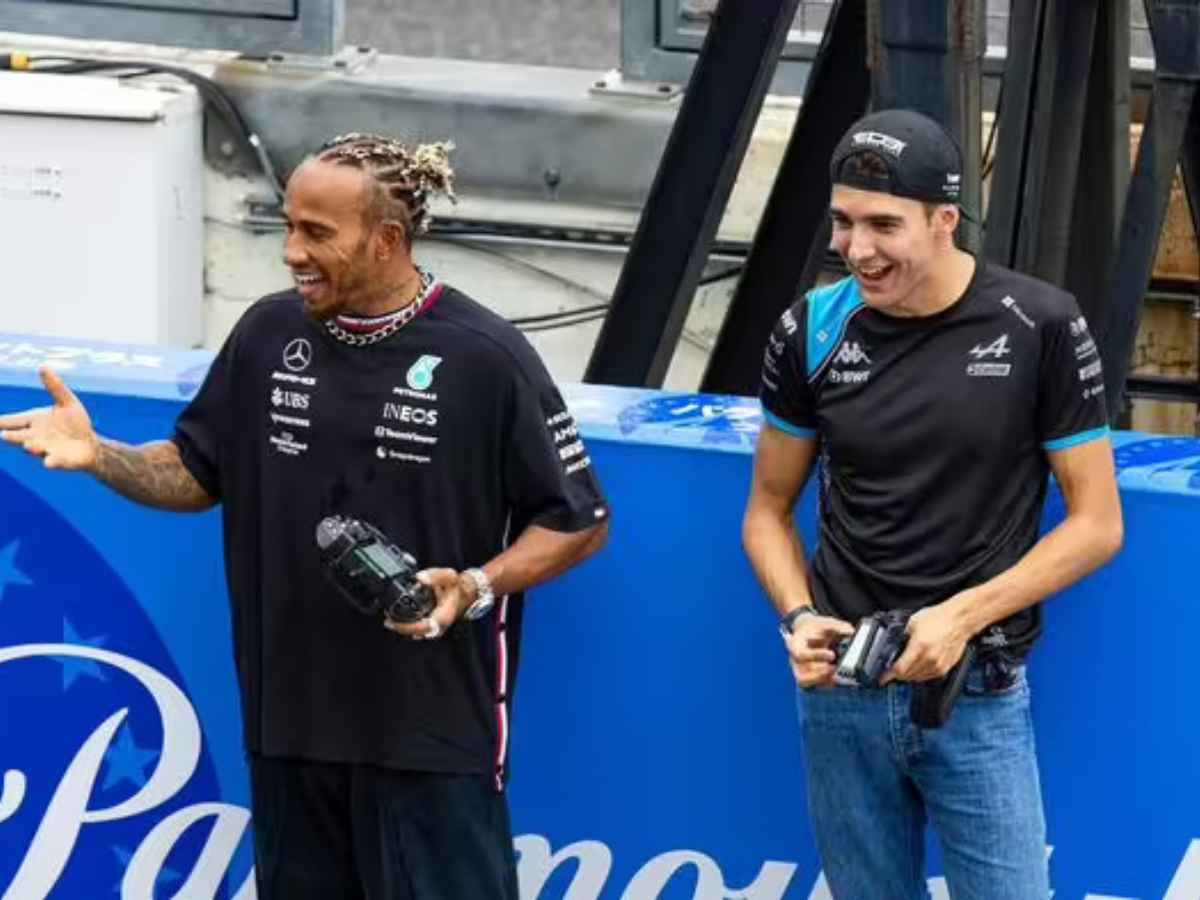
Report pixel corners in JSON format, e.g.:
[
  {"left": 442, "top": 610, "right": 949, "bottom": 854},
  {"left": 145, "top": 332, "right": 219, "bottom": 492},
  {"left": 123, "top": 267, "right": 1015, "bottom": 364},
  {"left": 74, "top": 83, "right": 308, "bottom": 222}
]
[
  {"left": 699, "top": 0, "right": 870, "bottom": 396},
  {"left": 983, "top": 0, "right": 1047, "bottom": 268},
  {"left": 870, "top": 0, "right": 986, "bottom": 252},
  {"left": 1020, "top": 0, "right": 1099, "bottom": 283},
  {"left": 1064, "top": 0, "right": 1130, "bottom": 331},
  {"left": 583, "top": 0, "right": 801, "bottom": 387},
  {"left": 1098, "top": 0, "right": 1200, "bottom": 420}
]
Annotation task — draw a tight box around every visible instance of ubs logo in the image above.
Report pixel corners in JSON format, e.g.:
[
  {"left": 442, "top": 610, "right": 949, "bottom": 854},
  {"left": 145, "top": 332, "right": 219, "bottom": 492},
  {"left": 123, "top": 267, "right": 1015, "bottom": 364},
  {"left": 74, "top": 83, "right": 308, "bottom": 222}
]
[
  {"left": 271, "top": 388, "right": 310, "bottom": 410},
  {"left": 282, "top": 339, "right": 312, "bottom": 372}
]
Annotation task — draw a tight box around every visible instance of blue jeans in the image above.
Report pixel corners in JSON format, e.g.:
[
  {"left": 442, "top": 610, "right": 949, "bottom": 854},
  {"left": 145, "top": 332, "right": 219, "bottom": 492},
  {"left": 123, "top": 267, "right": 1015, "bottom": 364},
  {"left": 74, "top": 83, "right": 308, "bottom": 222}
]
[{"left": 797, "top": 665, "right": 1049, "bottom": 900}]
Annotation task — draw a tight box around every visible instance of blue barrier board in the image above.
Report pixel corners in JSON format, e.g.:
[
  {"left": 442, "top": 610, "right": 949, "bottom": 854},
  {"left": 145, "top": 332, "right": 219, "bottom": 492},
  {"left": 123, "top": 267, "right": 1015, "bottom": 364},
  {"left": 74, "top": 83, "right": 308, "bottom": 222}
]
[{"left": 0, "top": 335, "right": 1196, "bottom": 898}]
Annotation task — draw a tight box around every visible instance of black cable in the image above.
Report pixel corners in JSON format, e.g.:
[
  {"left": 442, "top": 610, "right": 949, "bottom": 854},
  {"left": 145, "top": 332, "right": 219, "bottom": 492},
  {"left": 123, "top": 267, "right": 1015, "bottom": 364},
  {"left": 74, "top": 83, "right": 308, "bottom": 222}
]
[
  {"left": 26, "top": 55, "right": 284, "bottom": 200},
  {"left": 981, "top": 78, "right": 1004, "bottom": 182},
  {"left": 518, "top": 311, "right": 609, "bottom": 333},
  {"left": 698, "top": 264, "right": 744, "bottom": 286},
  {"left": 509, "top": 303, "right": 609, "bottom": 326}
]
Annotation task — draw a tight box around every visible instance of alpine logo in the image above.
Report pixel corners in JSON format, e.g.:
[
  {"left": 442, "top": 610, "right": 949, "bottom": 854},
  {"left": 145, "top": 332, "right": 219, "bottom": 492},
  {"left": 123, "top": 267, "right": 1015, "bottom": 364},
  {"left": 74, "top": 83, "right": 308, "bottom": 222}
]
[
  {"left": 969, "top": 334, "right": 1011, "bottom": 360},
  {"left": 833, "top": 341, "right": 871, "bottom": 366}
]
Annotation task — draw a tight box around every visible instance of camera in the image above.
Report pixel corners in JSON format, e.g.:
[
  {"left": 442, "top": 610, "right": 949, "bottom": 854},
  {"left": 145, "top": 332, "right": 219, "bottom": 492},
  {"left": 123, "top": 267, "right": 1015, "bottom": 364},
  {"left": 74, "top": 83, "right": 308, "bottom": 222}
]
[
  {"left": 834, "top": 610, "right": 910, "bottom": 688},
  {"left": 315, "top": 515, "right": 435, "bottom": 623},
  {"left": 833, "top": 609, "right": 974, "bottom": 729}
]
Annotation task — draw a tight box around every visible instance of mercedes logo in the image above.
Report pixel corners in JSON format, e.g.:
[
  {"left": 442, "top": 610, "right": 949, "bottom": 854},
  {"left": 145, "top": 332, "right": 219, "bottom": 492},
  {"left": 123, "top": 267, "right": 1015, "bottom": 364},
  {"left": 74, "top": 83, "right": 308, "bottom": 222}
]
[{"left": 283, "top": 338, "right": 313, "bottom": 372}]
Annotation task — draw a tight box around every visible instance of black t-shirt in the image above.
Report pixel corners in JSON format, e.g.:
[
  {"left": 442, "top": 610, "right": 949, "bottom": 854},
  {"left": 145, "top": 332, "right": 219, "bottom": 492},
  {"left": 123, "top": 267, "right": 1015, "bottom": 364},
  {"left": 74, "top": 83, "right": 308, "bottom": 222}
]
[
  {"left": 172, "top": 285, "right": 608, "bottom": 780},
  {"left": 760, "top": 260, "right": 1108, "bottom": 655}
]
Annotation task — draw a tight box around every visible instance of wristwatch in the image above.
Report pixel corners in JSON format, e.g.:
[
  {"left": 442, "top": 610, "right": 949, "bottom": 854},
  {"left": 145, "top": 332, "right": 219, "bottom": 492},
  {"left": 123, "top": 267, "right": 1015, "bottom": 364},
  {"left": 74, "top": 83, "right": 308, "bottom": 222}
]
[
  {"left": 778, "top": 605, "right": 817, "bottom": 638},
  {"left": 462, "top": 567, "right": 495, "bottom": 620}
]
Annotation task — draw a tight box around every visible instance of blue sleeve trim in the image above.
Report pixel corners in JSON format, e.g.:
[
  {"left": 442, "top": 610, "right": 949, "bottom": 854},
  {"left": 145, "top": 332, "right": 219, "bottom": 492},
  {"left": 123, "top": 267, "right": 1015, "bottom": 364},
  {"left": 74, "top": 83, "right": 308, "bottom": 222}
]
[
  {"left": 1043, "top": 425, "right": 1110, "bottom": 451},
  {"left": 763, "top": 409, "right": 817, "bottom": 439}
]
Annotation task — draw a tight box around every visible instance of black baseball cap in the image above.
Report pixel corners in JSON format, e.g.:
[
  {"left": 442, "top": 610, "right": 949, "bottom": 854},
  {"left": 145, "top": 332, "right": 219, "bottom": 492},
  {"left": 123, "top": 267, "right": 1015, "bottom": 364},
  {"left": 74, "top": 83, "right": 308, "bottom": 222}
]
[{"left": 830, "top": 109, "right": 964, "bottom": 206}]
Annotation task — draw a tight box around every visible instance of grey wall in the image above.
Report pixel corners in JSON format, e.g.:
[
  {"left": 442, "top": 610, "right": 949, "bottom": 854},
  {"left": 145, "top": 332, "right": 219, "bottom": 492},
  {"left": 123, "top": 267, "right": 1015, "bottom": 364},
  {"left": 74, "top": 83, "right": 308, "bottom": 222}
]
[{"left": 344, "top": 0, "right": 621, "bottom": 69}]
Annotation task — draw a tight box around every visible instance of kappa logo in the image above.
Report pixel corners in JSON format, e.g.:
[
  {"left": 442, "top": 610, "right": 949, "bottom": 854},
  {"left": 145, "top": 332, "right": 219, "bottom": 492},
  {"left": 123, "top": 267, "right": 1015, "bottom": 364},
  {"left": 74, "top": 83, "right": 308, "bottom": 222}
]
[
  {"left": 1068, "top": 315, "right": 1089, "bottom": 338},
  {"left": 833, "top": 341, "right": 871, "bottom": 367},
  {"left": 282, "top": 338, "right": 312, "bottom": 373},
  {"left": 969, "top": 334, "right": 1011, "bottom": 360},
  {"left": 406, "top": 355, "right": 442, "bottom": 391}
]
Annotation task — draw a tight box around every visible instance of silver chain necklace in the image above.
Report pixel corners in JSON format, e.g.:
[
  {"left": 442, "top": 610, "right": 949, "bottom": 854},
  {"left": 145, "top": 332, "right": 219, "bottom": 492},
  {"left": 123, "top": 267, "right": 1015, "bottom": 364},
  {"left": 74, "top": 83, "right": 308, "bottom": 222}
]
[{"left": 324, "top": 270, "right": 436, "bottom": 347}]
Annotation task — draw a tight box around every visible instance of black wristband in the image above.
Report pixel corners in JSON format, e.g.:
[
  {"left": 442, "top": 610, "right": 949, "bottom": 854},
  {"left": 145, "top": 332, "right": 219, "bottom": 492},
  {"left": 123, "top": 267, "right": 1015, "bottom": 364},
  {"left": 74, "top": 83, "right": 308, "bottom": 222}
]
[{"left": 778, "top": 605, "right": 817, "bottom": 636}]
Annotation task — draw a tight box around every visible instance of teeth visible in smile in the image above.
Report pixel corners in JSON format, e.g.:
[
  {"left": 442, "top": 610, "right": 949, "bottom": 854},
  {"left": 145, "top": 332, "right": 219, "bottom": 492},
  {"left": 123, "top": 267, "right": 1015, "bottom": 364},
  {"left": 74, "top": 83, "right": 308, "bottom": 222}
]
[{"left": 294, "top": 273, "right": 322, "bottom": 285}]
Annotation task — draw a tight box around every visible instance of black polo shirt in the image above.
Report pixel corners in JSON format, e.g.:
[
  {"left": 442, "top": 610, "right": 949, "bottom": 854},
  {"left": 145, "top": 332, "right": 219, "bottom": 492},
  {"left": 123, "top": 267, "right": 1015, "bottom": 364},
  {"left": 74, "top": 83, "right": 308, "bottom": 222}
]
[
  {"left": 760, "top": 260, "right": 1108, "bottom": 654},
  {"left": 173, "top": 285, "right": 608, "bottom": 780}
]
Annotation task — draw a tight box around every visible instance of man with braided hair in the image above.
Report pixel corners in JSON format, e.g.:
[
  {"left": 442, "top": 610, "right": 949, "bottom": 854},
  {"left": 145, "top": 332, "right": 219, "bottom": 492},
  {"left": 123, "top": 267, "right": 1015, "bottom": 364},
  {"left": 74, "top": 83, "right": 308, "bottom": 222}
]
[{"left": 0, "top": 132, "right": 610, "bottom": 897}]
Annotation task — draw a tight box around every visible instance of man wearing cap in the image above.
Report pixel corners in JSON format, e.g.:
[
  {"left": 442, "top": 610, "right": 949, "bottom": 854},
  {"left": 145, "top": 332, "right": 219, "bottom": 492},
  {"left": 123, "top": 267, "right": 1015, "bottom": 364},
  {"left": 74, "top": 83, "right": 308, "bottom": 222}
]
[{"left": 743, "top": 109, "right": 1123, "bottom": 897}]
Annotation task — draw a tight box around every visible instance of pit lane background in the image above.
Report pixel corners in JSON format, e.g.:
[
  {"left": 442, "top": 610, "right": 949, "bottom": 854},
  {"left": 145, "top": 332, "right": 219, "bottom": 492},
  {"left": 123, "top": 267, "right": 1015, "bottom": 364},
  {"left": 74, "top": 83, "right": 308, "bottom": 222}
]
[{"left": 0, "top": 333, "right": 1196, "bottom": 899}]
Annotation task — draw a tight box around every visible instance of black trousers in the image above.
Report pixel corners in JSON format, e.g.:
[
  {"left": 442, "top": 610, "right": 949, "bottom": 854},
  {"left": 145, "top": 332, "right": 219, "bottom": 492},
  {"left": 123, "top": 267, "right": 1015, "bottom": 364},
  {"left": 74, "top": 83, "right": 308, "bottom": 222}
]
[{"left": 248, "top": 756, "right": 519, "bottom": 900}]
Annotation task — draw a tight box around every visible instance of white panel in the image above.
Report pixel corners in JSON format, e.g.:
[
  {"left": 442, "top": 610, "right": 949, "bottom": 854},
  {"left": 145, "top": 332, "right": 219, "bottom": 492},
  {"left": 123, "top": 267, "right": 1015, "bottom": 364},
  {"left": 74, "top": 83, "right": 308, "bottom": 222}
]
[{"left": 0, "top": 74, "right": 204, "bottom": 346}]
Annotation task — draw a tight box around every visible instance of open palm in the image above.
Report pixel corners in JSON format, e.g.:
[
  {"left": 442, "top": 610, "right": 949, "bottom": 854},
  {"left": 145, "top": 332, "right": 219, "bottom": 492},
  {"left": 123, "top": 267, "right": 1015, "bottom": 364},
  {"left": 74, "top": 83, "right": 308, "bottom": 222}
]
[{"left": 0, "top": 367, "right": 98, "bottom": 470}]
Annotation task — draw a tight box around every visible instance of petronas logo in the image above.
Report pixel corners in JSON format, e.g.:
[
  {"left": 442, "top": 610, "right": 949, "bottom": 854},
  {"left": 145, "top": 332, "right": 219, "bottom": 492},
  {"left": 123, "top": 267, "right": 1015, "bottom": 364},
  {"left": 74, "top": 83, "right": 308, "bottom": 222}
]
[{"left": 406, "top": 355, "right": 442, "bottom": 391}]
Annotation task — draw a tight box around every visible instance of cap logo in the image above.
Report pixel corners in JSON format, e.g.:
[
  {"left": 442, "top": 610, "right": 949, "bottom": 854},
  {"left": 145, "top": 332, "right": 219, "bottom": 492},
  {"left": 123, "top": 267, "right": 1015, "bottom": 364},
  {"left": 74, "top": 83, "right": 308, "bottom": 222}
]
[{"left": 851, "top": 131, "right": 907, "bottom": 157}]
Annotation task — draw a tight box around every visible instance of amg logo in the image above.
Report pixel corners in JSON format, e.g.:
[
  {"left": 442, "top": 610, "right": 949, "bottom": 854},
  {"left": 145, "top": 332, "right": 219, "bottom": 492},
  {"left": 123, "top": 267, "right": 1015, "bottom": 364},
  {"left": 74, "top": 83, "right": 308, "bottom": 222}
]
[
  {"left": 851, "top": 130, "right": 907, "bottom": 157},
  {"left": 382, "top": 403, "right": 439, "bottom": 427},
  {"left": 270, "top": 387, "right": 310, "bottom": 410},
  {"left": 834, "top": 341, "right": 871, "bottom": 366}
]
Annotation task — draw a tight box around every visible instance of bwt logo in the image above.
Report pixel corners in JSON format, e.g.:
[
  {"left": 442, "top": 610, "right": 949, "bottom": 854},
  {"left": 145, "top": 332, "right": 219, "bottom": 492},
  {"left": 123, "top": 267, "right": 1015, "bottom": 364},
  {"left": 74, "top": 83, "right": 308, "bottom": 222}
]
[
  {"left": 833, "top": 341, "right": 871, "bottom": 367},
  {"left": 270, "top": 388, "right": 310, "bottom": 410}
]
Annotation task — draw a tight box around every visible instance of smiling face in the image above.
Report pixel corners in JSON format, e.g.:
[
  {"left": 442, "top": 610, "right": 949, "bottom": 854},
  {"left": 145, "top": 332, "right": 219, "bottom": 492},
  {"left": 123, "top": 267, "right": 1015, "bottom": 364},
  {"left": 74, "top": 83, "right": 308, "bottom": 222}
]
[
  {"left": 282, "top": 159, "right": 394, "bottom": 321},
  {"left": 829, "top": 184, "right": 959, "bottom": 316}
]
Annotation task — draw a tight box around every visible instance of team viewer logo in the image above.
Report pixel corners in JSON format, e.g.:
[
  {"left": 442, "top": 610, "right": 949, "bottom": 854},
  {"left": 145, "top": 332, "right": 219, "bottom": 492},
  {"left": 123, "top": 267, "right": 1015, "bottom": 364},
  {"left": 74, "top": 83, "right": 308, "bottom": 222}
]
[
  {"left": 406, "top": 355, "right": 442, "bottom": 391},
  {"left": 282, "top": 338, "right": 313, "bottom": 372}
]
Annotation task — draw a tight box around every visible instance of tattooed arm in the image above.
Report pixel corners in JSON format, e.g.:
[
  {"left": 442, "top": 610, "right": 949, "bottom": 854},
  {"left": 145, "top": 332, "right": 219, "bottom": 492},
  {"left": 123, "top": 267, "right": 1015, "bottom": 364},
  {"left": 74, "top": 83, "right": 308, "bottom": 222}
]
[
  {"left": 0, "top": 368, "right": 216, "bottom": 512},
  {"left": 93, "top": 439, "right": 215, "bottom": 511}
]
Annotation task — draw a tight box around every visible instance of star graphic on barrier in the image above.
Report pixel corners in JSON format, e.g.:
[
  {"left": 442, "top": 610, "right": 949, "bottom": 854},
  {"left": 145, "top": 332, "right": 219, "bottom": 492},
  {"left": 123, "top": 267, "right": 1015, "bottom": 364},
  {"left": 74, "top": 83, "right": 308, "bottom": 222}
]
[
  {"left": 0, "top": 540, "right": 33, "bottom": 603},
  {"left": 101, "top": 726, "right": 158, "bottom": 792},
  {"left": 55, "top": 619, "right": 109, "bottom": 691},
  {"left": 111, "top": 845, "right": 182, "bottom": 893}
]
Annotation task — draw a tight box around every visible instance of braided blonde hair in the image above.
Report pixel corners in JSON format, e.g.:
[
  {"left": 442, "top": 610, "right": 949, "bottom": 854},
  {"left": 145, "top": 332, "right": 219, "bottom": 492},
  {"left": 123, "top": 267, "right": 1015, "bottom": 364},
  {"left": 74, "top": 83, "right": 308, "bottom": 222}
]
[{"left": 317, "top": 132, "right": 457, "bottom": 242}]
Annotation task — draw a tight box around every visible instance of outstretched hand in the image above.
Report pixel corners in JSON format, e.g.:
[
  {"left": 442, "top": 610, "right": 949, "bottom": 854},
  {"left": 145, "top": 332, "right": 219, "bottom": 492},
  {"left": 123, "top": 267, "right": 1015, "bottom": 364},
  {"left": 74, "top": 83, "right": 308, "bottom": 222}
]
[{"left": 0, "top": 367, "right": 99, "bottom": 471}]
